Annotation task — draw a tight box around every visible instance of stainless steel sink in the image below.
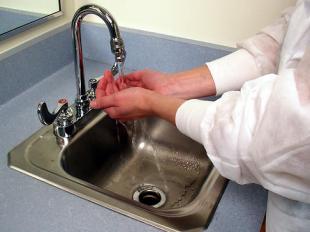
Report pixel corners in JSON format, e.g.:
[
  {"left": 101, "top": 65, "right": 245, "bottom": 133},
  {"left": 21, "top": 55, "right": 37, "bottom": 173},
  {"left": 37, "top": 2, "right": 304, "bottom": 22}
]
[{"left": 8, "top": 110, "right": 227, "bottom": 231}]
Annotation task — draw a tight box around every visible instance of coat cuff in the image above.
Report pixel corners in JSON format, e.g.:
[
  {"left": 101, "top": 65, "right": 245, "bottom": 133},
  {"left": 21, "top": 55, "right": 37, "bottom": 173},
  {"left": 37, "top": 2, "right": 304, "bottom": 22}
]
[
  {"left": 207, "top": 49, "right": 260, "bottom": 95},
  {"left": 175, "top": 99, "right": 213, "bottom": 144}
]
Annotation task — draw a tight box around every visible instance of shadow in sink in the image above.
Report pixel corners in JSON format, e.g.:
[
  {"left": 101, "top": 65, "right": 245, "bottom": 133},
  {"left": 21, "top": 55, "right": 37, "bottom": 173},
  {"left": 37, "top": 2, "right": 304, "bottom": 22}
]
[
  {"left": 9, "top": 111, "right": 227, "bottom": 231},
  {"left": 61, "top": 116, "right": 213, "bottom": 210}
]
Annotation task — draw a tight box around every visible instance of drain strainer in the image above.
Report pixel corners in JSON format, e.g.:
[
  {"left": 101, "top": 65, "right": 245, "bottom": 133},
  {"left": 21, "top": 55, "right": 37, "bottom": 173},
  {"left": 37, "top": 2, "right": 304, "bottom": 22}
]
[{"left": 133, "top": 184, "right": 166, "bottom": 208}]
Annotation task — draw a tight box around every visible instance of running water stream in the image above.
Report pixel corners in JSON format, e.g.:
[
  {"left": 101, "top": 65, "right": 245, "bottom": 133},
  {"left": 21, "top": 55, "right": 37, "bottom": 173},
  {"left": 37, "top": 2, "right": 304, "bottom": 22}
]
[
  {"left": 114, "top": 62, "right": 125, "bottom": 80},
  {"left": 114, "top": 61, "right": 126, "bottom": 144}
]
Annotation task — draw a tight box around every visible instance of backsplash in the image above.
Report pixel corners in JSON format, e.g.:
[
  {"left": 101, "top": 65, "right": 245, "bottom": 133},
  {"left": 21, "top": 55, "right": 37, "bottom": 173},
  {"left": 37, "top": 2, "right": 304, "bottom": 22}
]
[
  {"left": 0, "top": 26, "right": 73, "bottom": 105},
  {"left": 81, "top": 22, "right": 233, "bottom": 73},
  {"left": 0, "top": 21, "right": 233, "bottom": 106}
]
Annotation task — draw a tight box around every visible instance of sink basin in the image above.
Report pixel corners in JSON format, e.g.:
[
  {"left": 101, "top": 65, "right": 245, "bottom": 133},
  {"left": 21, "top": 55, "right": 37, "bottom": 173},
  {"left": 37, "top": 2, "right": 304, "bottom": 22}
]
[{"left": 8, "top": 110, "right": 226, "bottom": 231}]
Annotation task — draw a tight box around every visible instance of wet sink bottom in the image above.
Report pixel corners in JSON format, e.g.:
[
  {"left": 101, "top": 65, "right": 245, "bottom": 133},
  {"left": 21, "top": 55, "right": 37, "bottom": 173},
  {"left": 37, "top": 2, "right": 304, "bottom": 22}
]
[{"left": 61, "top": 117, "right": 213, "bottom": 210}]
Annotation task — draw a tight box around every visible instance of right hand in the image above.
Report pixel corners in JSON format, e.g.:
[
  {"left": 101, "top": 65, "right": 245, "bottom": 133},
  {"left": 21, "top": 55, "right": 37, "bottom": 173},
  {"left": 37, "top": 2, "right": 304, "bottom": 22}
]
[
  {"left": 97, "top": 65, "right": 216, "bottom": 100},
  {"left": 122, "top": 69, "right": 171, "bottom": 95},
  {"left": 122, "top": 66, "right": 216, "bottom": 99}
]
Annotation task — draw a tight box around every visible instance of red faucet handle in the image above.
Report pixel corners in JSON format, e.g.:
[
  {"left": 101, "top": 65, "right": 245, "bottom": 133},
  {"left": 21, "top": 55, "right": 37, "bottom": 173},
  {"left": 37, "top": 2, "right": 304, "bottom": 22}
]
[{"left": 58, "top": 98, "right": 68, "bottom": 105}]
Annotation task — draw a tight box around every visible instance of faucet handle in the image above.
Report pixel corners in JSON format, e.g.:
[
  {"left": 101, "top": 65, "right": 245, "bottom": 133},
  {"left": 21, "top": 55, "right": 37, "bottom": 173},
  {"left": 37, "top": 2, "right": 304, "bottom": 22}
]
[
  {"left": 88, "top": 78, "right": 99, "bottom": 100},
  {"left": 37, "top": 99, "right": 69, "bottom": 125},
  {"left": 88, "top": 78, "right": 98, "bottom": 90}
]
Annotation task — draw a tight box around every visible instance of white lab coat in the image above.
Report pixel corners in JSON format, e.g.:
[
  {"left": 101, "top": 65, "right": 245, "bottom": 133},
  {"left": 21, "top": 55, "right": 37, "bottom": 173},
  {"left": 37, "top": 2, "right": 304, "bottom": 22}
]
[{"left": 175, "top": 0, "right": 310, "bottom": 231}]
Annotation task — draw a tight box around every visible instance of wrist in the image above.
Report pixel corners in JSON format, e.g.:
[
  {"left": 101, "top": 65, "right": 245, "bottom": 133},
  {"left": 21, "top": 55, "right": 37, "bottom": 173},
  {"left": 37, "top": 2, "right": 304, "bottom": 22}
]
[
  {"left": 146, "top": 91, "right": 185, "bottom": 125},
  {"left": 154, "top": 73, "right": 174, "bottom": 96},
  {"left": 144, "top": 90, "right": 160, "bottom": 116},
  {"left": 157, "top": 65, "right": 216, "bottom": 99}
]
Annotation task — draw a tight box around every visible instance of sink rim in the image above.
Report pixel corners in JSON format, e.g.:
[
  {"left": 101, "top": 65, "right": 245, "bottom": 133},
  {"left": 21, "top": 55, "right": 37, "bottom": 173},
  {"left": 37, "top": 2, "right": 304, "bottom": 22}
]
[{"left": 8, "top": 111, "right": 227, "bottom": 231}]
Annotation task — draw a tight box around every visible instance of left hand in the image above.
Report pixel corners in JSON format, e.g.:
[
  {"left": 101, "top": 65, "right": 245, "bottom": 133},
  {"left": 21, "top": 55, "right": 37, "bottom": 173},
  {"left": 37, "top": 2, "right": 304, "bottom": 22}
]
[
  {"left": 95, "top": 70, "right": 129, "bottom": 98},
  {"left": 91, "top": 85, "right": 184, "bottom": 124},
  {"left": 91, "top": 87, "right": 154, "bottom": 121}
]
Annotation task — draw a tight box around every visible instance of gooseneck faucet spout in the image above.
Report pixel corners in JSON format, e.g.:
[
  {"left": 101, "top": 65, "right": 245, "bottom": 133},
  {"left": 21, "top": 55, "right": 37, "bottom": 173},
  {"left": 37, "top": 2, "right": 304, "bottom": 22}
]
[
  {"left": 37, "top": 4, "right": 126, "bottom": 141},
  {"left": 72, "top": 4, "right": 126, "bottom": 116}
]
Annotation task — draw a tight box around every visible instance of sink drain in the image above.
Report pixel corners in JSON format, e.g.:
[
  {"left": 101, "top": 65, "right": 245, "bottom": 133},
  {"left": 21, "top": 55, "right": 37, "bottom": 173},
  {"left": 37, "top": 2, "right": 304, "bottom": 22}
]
[{"left": 133, "top": 184, "right": 166, "bottom": 208}]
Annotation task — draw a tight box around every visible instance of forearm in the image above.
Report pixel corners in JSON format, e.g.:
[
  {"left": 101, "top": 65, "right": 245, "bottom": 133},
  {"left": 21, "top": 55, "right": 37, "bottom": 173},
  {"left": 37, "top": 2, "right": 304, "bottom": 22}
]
[{"left": 163, "top": 65, "right": 216, "bottom": 99}]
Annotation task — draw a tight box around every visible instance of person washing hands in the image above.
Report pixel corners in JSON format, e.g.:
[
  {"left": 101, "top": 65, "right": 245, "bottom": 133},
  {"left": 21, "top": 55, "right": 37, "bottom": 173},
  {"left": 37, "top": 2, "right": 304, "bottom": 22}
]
[{"left": 91, "top": 0, "right": 310, "bottom": 231}]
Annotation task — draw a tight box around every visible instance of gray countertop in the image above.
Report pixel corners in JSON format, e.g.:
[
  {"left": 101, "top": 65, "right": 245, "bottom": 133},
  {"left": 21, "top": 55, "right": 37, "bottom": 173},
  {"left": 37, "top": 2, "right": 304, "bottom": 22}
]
[{"left": 0, "top": 59, "right": 267, "bottom": 232}]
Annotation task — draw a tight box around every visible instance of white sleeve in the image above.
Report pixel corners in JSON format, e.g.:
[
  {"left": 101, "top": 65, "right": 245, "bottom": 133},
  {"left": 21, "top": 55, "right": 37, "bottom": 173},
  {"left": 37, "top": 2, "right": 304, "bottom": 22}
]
[
  {"left": 176, "top": 47, "right": 310, "bottom": 203},
  {"left": 176, "top": 74, "right": 276, "bottom": 183},
  {"left": 207, "top": 7, "right": 293, "bottom": 95}
]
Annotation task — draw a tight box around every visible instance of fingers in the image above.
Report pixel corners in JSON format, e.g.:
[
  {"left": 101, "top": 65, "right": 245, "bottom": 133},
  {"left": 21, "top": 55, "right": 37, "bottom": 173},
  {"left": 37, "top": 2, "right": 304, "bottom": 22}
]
[
  {"left": 90, "top": 94, "right": 116, "bottom": 109},
  {"left": 97, "top": 69, "right": 148, "bottom": 97},
  {"left": 124, "top": 79, "right": 143, "bottom": 87},
  {"left": 91, "top": 87, "right": 152, "bottom": 121},
  {"left": 106, "top": 83, "right": 117, "bottom": 95},
  {"left": 104, "top": 107, "right": 134, "bottom": 121},
  {"left": 112, "top": 81, "right": 119, "bottom": 93},
  {"left": 96, "top": 78, "right": 108, "bottom": 97},
  {"left": 97, "top": 70, "right": 113, "bottom": 90},
  {"left": 104, "top": 107, "right": 120, "bottom": 119},
  {"left": 96, "top": 88, "right": 106, "bottom": 99},
  {"left": 123, "top": 70, "right": 145, "bottom": 81},
  {"left": 97, "top": 70, "right": 130, "bottom": 96},
  {"left": 96, "top": 70, "right": 112, "bottom": 97},
  {"left": 97, "top": 76, "right": 108, "bottom": 90},
  {"left": 116, "top": 77, "right": 129, "bottom": 90}
]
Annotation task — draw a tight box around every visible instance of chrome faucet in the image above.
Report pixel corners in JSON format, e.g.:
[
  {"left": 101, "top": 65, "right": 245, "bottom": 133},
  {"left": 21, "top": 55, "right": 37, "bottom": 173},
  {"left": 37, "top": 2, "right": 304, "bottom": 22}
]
[
  {"left": 72, "top": 4, "right": 126, "bottom": 117},
  {"left": 37, "top": 4, "right": 126, "bottom": 141}
]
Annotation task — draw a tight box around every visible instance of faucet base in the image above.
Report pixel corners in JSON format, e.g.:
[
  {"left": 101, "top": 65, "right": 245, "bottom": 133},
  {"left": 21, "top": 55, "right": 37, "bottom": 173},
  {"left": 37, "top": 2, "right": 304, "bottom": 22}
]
[{"left": 75, "top": 95, "right": 90, "bottom": 118}]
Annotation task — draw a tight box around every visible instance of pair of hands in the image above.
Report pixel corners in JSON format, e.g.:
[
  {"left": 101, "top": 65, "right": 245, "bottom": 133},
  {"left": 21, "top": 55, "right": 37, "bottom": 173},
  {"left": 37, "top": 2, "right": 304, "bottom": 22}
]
[{"left": 90, "top": 69, "right": 184, "bottom": 123}]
